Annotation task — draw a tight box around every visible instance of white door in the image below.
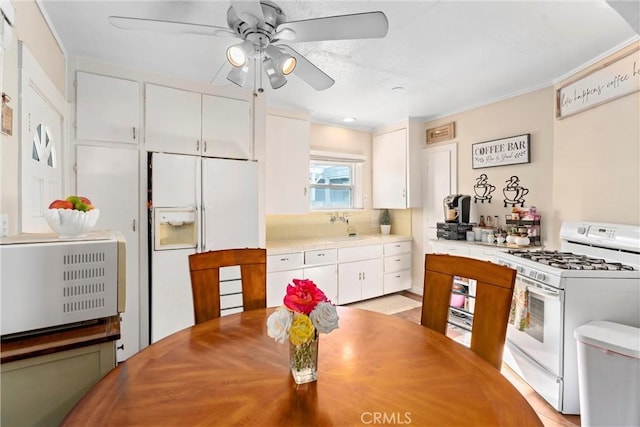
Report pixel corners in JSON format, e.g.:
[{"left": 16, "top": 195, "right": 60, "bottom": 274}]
[
  {"left": 337, "top": 261, "right": 362, "bottom": 305},
  {"left": 304, "top": 264, "right": 338, "bottom": 305},
  {"left": 19, "top": 43, "right": 66, "bottom": 233},
  {"left": 265, "top": 115, "right": 309, "bottom": 214},
  {"left": 201, "top": 158, "right": 258, "bottom": 251},
  {"left": 145, "top": 84, "right": 201, "bottom": 155},
  {"left": 76, "top": 145, "right": 140, "bottom": 361},
  {"left": 201, "top": 95, "right": 251, "bottom": 160},
  {"left": 151, "top": 153, "right": 200, "bottom": 208},
  {"left": 76, "top": 72, "right": 139, "bottom": 144},
  {"left": 423, "top": 143, "right": 457, "bottom": 254},
  {"left": 151, "top": 248, "right": 196, "bottom": 342},
  {"left": 360, "top": 258, "right": 384, "bottom": 300},
  {"left": 372, "top": 128, "right": 407, "bottom": 209}
]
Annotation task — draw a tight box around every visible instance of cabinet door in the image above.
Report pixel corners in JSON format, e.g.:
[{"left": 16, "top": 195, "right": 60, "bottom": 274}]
[
  {"left": 201, "top": 95, "right": 251, "bottom": 159},
  {"left": 76, "top": 145, "right": 139, "bottom": 362},
  {"left": 372, "top": 128, "right": 407, "bottom": 208},
  {"left": 265, "top": 115, "right": 309, "bottom": 214},
  {"left": 267, "top": 269, "right": 303, "bottom": 307},
  {"left": 76, "top": 72, "right": 139, "bottom": 144},
  {"left": 337, "top": 261, "right": 362, "bottom": 305},
  {"left": 360, "top": 258, "right": 383, "bottom": 300},
  {"left": 304, "top": 264, "right": 338, "bottom": 304},
  {"left": 145, "top": 84, "right": 201, "bottom": 155}
]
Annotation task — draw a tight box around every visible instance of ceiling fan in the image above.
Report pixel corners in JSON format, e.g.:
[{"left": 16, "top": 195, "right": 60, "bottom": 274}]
[{"left": 109, "top": 1, "right": 389, "bottom": 91}]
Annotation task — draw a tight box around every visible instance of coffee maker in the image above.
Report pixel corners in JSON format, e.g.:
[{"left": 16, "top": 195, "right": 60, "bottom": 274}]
[{"left": 443, "top": 194, "right": 471, "bottom": 224}]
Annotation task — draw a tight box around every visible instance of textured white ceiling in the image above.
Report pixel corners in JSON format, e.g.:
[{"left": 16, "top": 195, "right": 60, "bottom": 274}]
[{"left": 39, "top": 0, "right": 638, "bottom": 130}]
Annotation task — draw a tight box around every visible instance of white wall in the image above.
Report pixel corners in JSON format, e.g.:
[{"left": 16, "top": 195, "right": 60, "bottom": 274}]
[{"left": 1, "top": 0, "right": 65, "bottom": 236}]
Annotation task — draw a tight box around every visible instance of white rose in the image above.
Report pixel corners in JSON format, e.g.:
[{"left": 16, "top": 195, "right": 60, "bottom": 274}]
[
  {"left": 309, "top": 302, "right": 339, "bottom": 334},
  {"left": 267, "top": 306, "right": 293, "bottom": 343}
]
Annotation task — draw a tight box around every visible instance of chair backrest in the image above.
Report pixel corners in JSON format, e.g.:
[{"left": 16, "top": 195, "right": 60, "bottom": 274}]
[
  {"left": 188, "top": 248, "right": 266, "bottom": 324},
  {"left": 421, "top": 253, "right": 517, "bottom": 369}
]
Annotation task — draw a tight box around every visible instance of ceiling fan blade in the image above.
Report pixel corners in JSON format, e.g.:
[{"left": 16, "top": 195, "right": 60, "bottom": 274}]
[
  {"left": 278, "top": 45, "right": 334, "bottom": 91},
  {"left": 276, "top": 11, "right": 388, "bottom": 43},
  {"left": 109, "top": 16, "right": 235, "bottom": 37},
  {"left": 230, "top": 0, "right": 265, "bottom": 27}
]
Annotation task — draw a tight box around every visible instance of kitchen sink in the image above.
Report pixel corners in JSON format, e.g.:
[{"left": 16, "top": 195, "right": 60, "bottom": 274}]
[{"left": 323, "top": 236, "right": 373, "bottom": 242}]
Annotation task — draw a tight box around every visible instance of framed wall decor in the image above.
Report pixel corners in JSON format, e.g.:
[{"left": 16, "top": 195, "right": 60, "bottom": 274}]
[
  {"left": 472, "top": 134, "right": 530, "bottom": 169},
  {"left": 556, "top": 46, "right": 640, "bottom": 119},
  {"left": 426, "top": 122, "right": 454, "bottom": 144}
]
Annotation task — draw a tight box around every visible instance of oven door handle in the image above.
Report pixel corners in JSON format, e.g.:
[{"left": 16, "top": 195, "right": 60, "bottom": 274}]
[{"left": 526, "top": 285, "right": 560, "bottom": 299}]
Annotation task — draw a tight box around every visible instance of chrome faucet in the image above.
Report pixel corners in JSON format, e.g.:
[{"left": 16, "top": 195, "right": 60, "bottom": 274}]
[{"left": 329, "top": 212, "right": 349, "bottom": 224}]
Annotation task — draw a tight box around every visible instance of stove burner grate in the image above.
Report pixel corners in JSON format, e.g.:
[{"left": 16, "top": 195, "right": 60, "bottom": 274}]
[{"left": 506, "top": 250, "right": 636, "bottom": 271}]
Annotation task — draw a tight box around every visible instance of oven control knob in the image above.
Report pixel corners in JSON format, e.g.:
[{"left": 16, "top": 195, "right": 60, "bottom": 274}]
[
  {"left": 577, "top": 226, "right": 587, "bottom": 235},
  {"left": 537, "top": 273, "right": 547, "bottom": 282},
  {"left": 517, "top": 266, "right": 525, "bottom": 274}
]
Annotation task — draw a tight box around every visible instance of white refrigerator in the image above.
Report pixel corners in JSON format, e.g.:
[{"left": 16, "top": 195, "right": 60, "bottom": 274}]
[{"left": 150, "top": 152, "right": 258, "bottom": 342}]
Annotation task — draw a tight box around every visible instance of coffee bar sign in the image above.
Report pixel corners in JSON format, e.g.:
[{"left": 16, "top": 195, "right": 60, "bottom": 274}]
[{"left": 472, "top": 134, "right": 530, "bottom": 169}]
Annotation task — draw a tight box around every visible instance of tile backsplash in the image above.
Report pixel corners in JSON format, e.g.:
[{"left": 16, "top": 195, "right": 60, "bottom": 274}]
[{"left": 267, "top": 209, "right": 412, "bottom": 240}]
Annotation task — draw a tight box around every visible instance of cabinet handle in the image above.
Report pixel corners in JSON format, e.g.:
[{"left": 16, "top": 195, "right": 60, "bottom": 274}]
[
  {"left": 132, "top": 219, "right": 136, "bottom": 232},
  {"left": 395, "top": 258, "right": 401, "bottom": 262},
  {"left": 117, "top": 344, "right": 124, "bottom": 350},
  {"left": 304, "top": 187, "right": 307, "bottom": 196},
  {"left": 280, "top": 257, "right": 289, "bottom": 262},
  {"left": 402, "top": 189, "right": 406, "bottom": 198},
  {"left": 196, "top": 140, "right": 200, "bottom": 151},
  {"left": 318, "top": 253, "right": 325, "bottom": 257},
  {"left": 132, "top": 127, "right": 136, "bottom": 140},
  {"left": 362, "top": 272, "right": 366, "bottom": 280},
  {"left": 204, "top": 140, "right": 207, "bottom": 153}
]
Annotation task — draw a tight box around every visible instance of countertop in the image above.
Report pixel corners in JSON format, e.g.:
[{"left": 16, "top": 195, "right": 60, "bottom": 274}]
[
  {"left": 266, "top": 234, "right": 412, "bottom": 255},
  {"left": 430, "top": 238, "right": 542, "bottom": 251}
]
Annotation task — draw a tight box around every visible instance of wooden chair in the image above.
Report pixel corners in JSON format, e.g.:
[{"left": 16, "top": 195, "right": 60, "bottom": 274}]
[
  {"left": 420, "top": 253, "right": 517, "bottom": 369},
  {"left": 188, "top": 248, "right": 266, "bottom": 324}
]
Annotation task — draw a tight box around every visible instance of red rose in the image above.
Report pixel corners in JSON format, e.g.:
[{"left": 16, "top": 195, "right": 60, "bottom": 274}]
[{"left": 283, "top": 279, "right": 328, "bottom": 314}]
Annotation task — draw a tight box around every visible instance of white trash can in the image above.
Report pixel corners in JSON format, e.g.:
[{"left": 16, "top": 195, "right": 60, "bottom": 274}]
[{"left": 574, "top": 321, "right": 640, "bottom": 427}]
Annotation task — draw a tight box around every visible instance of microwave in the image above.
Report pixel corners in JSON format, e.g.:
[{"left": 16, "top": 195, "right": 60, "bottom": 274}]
[{"left": 0, "top": 231, "right": 126, "bottom": 336}]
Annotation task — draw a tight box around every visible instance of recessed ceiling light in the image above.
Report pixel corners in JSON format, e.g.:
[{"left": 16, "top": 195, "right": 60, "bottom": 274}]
[{"left": 343, "top": 117, "right": 356, "bottom": 123}]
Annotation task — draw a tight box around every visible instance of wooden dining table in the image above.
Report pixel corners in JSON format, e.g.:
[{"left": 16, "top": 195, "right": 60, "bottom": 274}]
[{"left": 62, "top": 306, "right": 542, "bottom": 426}]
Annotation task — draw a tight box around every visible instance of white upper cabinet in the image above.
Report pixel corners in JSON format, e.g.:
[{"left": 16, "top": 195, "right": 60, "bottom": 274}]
[
  {"left": 201, "top": 94, "right": 251, "bottom": 159},
  {"left": 145, "top": 84, "right": 251, "bottom": 159},
  {"left": 145, "top": 83, "right": 201, "bottom": 155},
  {"left": 76, "top": 72, "right": 139, "bottom": 144},
  {"left": 265, "top": 114, "right": 310, "bottom": 214},
  {"left": 373, "top": 128, "right": 407, "bottom": 208},
  {"left": 372, "top": 119, "right": 423, "bottom": 209}
]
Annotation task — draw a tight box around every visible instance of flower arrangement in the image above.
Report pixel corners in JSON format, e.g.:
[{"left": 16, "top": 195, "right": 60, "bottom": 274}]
[{"left": 267, "top": 278, "right": 339, "bottom": 383}]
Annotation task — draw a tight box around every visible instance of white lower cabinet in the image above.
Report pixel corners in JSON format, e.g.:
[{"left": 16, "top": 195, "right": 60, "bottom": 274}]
[
  {"left": 337, "top": 245, "right": 384, "bottom": 304},
  {"left": 304, "top": 264, "right": 338, "bottom": 305},
  {"left": 431, "top": 241, "right": 471, "bottom": 257},
  {"left": 268, "top": 239, "right": 411, "bottom": 306},
  {"left": 383, "top": 241, "right": 412, "bottom": 294},
  {"left": 337, "top": 261, "right": 362, "bottom": 304}
]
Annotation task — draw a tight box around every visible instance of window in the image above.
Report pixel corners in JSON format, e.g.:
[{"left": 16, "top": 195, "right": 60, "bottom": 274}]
[{"left": 309, "top": 151, "right": 365, "bottom": 210}]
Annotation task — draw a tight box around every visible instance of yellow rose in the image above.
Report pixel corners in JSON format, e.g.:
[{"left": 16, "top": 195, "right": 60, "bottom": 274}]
[{"left": 289, "top": 314, "right": 315, "bottom": 346}]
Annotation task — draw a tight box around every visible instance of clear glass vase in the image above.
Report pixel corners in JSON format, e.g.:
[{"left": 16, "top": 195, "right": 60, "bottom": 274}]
[{"left": 289, "top": 332, "right": 319, "bottom": 384}]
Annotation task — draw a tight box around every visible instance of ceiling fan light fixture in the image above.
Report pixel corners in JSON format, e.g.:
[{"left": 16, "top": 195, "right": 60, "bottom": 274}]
[
  {"left": 226, "top": 63, "right": 250, "bottom": 87},
  {"left": 263, "top": 57, "right": 287, "bottom": 89},
  {"left": 226, "top": 41, "right": 253, "bottom": 67},
  {"left": 280, "top": 55, "right": 296, "bottom": 75}
]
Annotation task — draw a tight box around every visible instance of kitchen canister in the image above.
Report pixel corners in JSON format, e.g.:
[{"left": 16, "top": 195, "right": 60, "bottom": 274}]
[
  {"left": 466, "top": 231, "right": 475, "bottom": 241},
  {"left": 473, "top": 226, "right": 482, "bottom": 241}
]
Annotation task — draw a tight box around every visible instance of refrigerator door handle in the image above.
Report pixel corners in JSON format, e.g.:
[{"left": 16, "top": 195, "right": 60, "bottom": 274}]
[{"left": 201, "top": 205, "right": 206, "bottom": 252}]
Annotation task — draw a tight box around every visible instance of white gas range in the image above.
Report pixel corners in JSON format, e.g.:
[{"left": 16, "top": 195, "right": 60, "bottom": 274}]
[{"left": 494, "top": 221, "right": 640, "bottom": 415}]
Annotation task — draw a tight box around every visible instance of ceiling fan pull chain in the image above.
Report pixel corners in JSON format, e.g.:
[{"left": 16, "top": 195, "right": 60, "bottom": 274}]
[{"left": 258, "top": 38, "right": 264, "bottom": 94}]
